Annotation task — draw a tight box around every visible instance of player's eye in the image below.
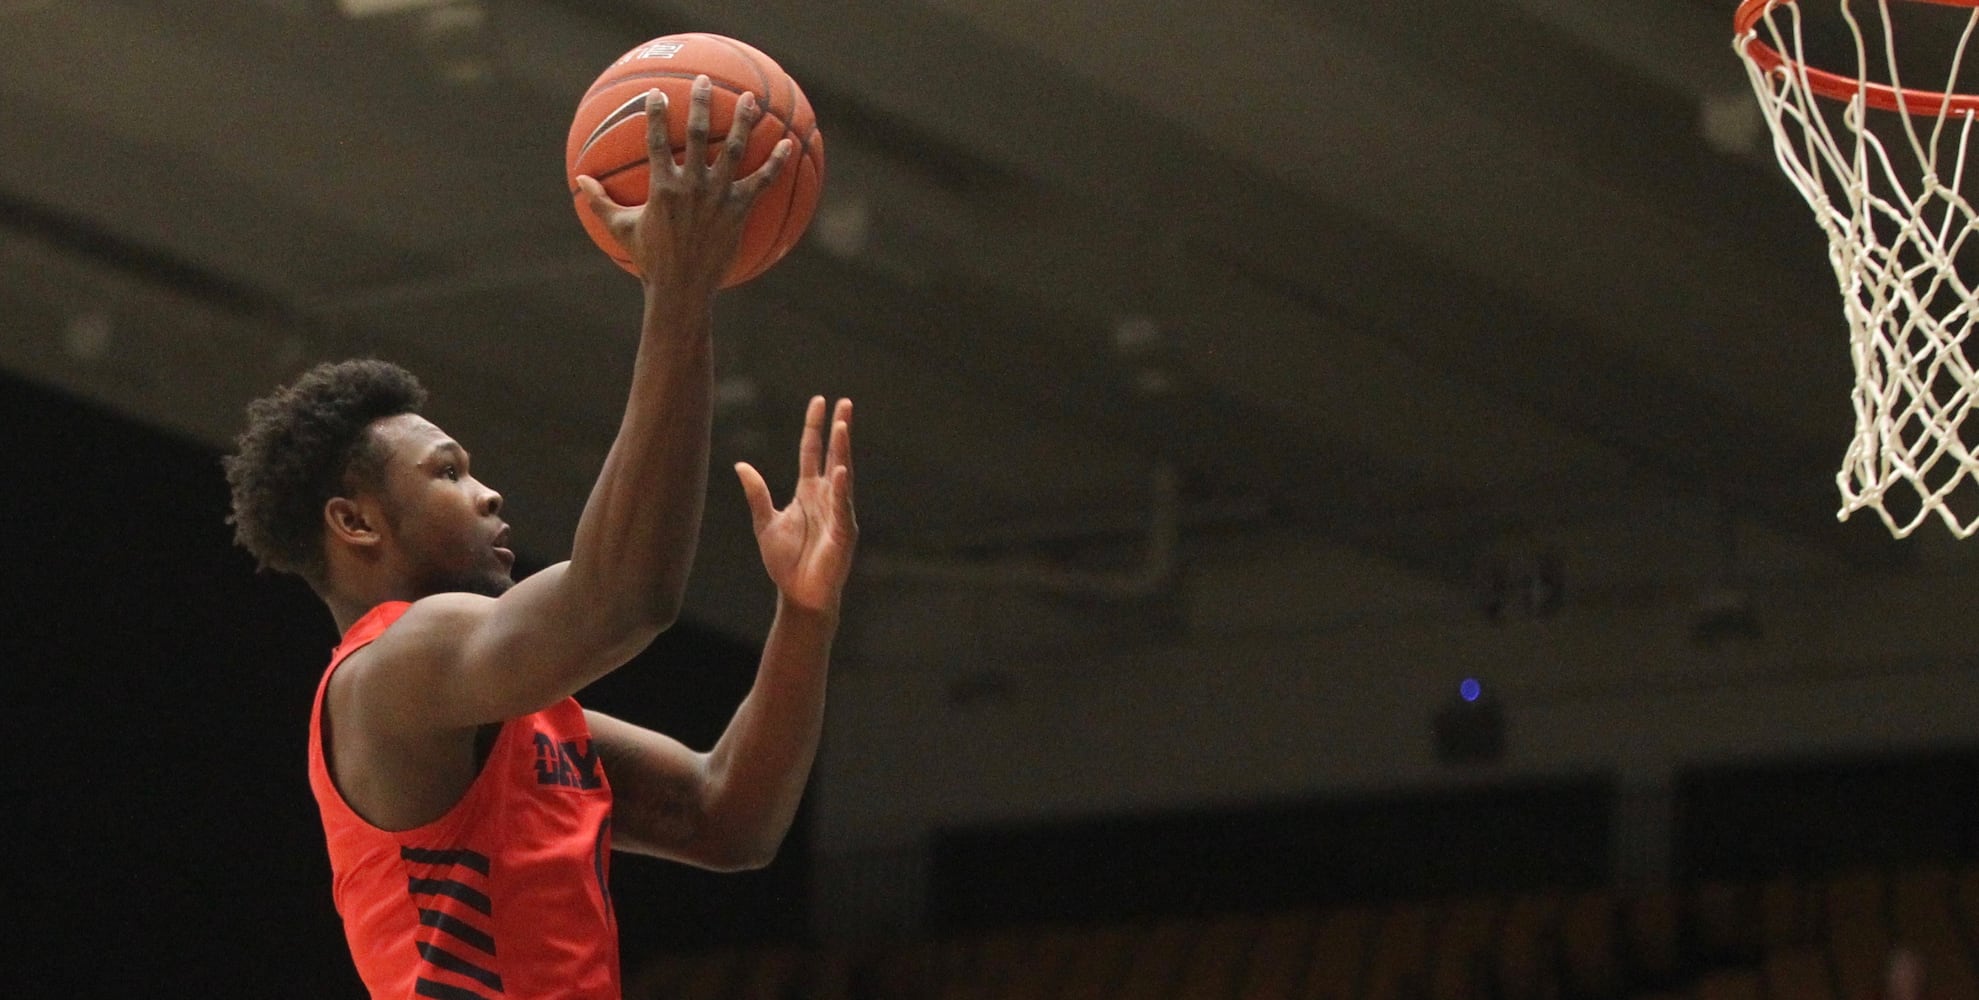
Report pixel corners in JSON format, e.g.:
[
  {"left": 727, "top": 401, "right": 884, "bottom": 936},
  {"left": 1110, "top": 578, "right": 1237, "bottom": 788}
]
[{"left": 443, "top": 465, "right": 460, "bottom": 482}]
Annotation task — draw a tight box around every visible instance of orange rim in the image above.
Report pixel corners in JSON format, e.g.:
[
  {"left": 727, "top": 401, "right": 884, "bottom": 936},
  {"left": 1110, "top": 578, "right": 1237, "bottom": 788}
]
[{"left": 1736, "top": 0, "right": 1979, "bottom": 116}]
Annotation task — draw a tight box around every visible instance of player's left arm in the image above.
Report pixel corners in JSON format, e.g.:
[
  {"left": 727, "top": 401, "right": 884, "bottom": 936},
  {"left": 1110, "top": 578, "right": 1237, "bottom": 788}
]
[{"left": 588, "top": 397, "right": 856, "bottom": 871}]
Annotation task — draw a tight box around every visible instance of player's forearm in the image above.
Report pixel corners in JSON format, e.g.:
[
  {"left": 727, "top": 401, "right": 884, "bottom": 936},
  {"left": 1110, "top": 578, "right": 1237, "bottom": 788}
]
[
  {"left": 564, "top": 289, "right": 717, "bottom": 639},
  {"left": 698, "top": 598, "right": 837, "bottom": 867}
]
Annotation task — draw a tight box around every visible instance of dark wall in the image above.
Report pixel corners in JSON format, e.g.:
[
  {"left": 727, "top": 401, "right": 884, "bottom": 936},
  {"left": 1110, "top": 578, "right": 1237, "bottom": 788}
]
[
  {"left": 0, "top": 372, "right": 805, "bottom": 996},
  {"left": 929, "top": 778, "right": 1615, "bottom": 931},
  {"left": 1677, "top": 746, "right": 1979, "bottom": 881}
]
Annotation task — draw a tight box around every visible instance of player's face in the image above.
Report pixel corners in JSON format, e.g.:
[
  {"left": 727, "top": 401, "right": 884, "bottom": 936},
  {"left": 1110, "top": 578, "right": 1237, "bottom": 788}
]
[{"left": 367, "top": 414, "right": 515, "bottom": 599}]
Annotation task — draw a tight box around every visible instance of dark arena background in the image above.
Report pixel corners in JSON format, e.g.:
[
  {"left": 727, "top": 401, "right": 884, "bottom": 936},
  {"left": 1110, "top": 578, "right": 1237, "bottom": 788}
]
[{"left": 11, "top": 2, "right": 1979, "bottom": 999}]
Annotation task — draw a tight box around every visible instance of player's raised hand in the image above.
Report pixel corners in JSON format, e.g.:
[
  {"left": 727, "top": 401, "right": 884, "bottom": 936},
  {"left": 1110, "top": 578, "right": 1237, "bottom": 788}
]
[
  {"left": 574, "top": 76, "right": 794, "bottom": 293},
  {"left": 735, "top": 397, "right": 857, "bottom": 614}
]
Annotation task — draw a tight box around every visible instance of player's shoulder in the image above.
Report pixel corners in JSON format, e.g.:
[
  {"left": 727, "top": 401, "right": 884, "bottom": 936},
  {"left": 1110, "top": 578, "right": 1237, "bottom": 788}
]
[
  {"left": 396, "top": 590, "right": 497, "bottom": 627},
  {"left": 329, "top": 593, "right": 500, "bottom": 732},
  {"left": 338, "top": 593, "right": 494, "bottom": 679}
]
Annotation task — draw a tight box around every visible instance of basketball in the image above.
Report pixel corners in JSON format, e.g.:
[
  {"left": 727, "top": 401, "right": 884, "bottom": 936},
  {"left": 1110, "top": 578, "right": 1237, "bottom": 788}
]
[{"left": 565, "top": 33, "right": 825, "bottom": 287}]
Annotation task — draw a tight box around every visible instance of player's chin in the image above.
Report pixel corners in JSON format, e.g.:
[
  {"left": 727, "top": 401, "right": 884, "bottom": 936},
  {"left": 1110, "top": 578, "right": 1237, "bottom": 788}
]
[
  {"left": 480, "top": 568, "right": 516, "bottom": 597},
  {"left": 456, "top": 567, "right": 515, "bottom": 599},
  {"left": 476, "top": 549, "right": 517, "bottom": 595}
]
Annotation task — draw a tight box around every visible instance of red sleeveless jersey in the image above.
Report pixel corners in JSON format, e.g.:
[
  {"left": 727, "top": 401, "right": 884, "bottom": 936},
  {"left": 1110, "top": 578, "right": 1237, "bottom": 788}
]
[{"left": 307, "top": 601, "right": 621, "bottom": 1000}]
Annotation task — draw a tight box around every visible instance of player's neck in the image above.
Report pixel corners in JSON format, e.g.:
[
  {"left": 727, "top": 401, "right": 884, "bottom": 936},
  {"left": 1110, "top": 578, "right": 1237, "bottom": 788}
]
[
  {"left": 324, "top": 574, "right": 424, "bottom": 636},
  {"left": 325, "top": 591, "right": 378, "bottom": 637}
]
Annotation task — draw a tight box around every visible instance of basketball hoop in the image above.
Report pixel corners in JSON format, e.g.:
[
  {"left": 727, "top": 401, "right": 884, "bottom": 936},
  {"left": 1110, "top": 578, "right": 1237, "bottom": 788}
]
[{"left": 1736, "top": 0, "right": 1979, "bottom": 537}]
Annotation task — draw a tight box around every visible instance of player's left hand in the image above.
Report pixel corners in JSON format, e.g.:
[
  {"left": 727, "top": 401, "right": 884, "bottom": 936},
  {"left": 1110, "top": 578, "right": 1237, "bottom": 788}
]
[{"left": 736, "top": 397, "right": 857, "bottom": 614}]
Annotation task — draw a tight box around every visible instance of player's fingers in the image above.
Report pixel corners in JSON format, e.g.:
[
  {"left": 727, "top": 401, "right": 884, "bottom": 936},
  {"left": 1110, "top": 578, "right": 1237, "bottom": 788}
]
[
  {"left": 829, "top": 399, "right": 853, "bottom": 493},
  {"left": 732, "top": 137, "right": 793, "bottom": 203},
  {"left": 830, "top": 465, "right": 856, "bottom": 536},
  {"left": 735, "top": 463, "right": 775, "bottom": 532},
  {"left": 683, "top": 75, "right": 713, "bottom": 176},
  {"left": 642, "top": 90, "right": 677, "bottom": 183},
  {"left": 714, "top": 92, "right": 760, "bottom": 184},
  {"left": 574, "top": 175, "right": 627, "bottom": 217},
  {"left": 798, "top": 395, "right": 826, "bottom": 480}
]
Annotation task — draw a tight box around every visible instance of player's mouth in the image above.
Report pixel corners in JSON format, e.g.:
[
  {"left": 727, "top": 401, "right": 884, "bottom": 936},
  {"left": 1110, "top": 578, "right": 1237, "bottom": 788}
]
[{"left": 492, "top": 525, "right": 514, "bottom": 569}]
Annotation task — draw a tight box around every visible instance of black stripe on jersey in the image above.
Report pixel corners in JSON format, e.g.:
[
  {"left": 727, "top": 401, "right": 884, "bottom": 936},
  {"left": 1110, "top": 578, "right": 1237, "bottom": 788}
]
[
  {"left": 400, "top": 847, "right": 492, "bottom": 876},
  {"left": 418, "top": 908, "right": 496, "bottom": 955},
  {"left": 416, "top": 942, "right": 504, "bottom": 992},
  {"left": 414, "top": 977, "right": 496, "bottom": 1000},
  {"left": 408, "top": 876, "right": 493, "bottom": 916}
]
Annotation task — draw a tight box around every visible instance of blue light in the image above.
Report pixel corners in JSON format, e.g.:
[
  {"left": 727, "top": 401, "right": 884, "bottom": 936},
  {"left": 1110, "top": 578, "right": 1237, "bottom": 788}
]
[{"left": 1459, "top": 678, "right": 1482, "bottom": 703}]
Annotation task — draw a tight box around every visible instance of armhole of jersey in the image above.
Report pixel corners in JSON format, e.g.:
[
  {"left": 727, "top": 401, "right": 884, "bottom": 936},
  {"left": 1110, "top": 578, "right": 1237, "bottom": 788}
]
[{"left": 318, "top": 640, "right": 512, "bottom": 835}]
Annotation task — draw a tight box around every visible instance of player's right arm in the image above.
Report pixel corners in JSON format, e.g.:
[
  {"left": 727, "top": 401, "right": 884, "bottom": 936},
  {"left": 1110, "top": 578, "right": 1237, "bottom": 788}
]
[{"left": 351, "top": 79, "right": 795, "bottom": 732}]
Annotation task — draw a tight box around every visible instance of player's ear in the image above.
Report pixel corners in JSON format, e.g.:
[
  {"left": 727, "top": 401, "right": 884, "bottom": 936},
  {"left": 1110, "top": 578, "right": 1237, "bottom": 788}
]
[{"left": 324, "top": 496, "right": 382, "bottom": 548}]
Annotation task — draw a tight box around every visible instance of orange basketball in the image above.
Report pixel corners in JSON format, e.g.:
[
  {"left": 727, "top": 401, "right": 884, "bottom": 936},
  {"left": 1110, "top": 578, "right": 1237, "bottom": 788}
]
[{"left": 565, "top": 33, "right": 825, "bottom": 287}]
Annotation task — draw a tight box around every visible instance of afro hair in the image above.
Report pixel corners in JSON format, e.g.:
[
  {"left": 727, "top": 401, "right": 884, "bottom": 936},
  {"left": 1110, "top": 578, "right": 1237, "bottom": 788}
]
[{"left": 223, "top": 359, "right": 427, "bottom": 582}]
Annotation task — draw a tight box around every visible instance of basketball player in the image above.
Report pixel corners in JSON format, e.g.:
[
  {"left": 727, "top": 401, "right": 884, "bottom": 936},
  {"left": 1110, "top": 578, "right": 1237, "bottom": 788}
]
[{"left": 223, "top": 79, "right": 855, "bottom": 999}]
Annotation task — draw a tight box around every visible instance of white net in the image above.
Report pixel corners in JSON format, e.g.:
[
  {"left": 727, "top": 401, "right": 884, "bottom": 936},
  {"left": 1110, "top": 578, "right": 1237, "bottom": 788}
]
[{"left": 1737, "top": 0, "right": 1979, "bottom": 537}]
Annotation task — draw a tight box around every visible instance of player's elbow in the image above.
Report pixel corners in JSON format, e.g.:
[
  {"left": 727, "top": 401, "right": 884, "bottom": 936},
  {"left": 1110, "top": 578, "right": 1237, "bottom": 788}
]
[
  {"left": 686, "top": 810, "right": 787, "bottom": 872},
  {"left": 586, "top": 600, "right": 679, "bottom": 665},
  {"left": 696, "top": 835, "right": 780, "bottom": 873},
  {"left": 564, "top": 562, "right": 683, "bottom": 639},
  {"left": 615, "top": 584, "right": 683, "bottom": 636},
  {"left": 727, "top": 850, "right": 777, "bottom": 873},
  {"left": 640, "top": 592, "right": 683, "bottom": 633}
]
